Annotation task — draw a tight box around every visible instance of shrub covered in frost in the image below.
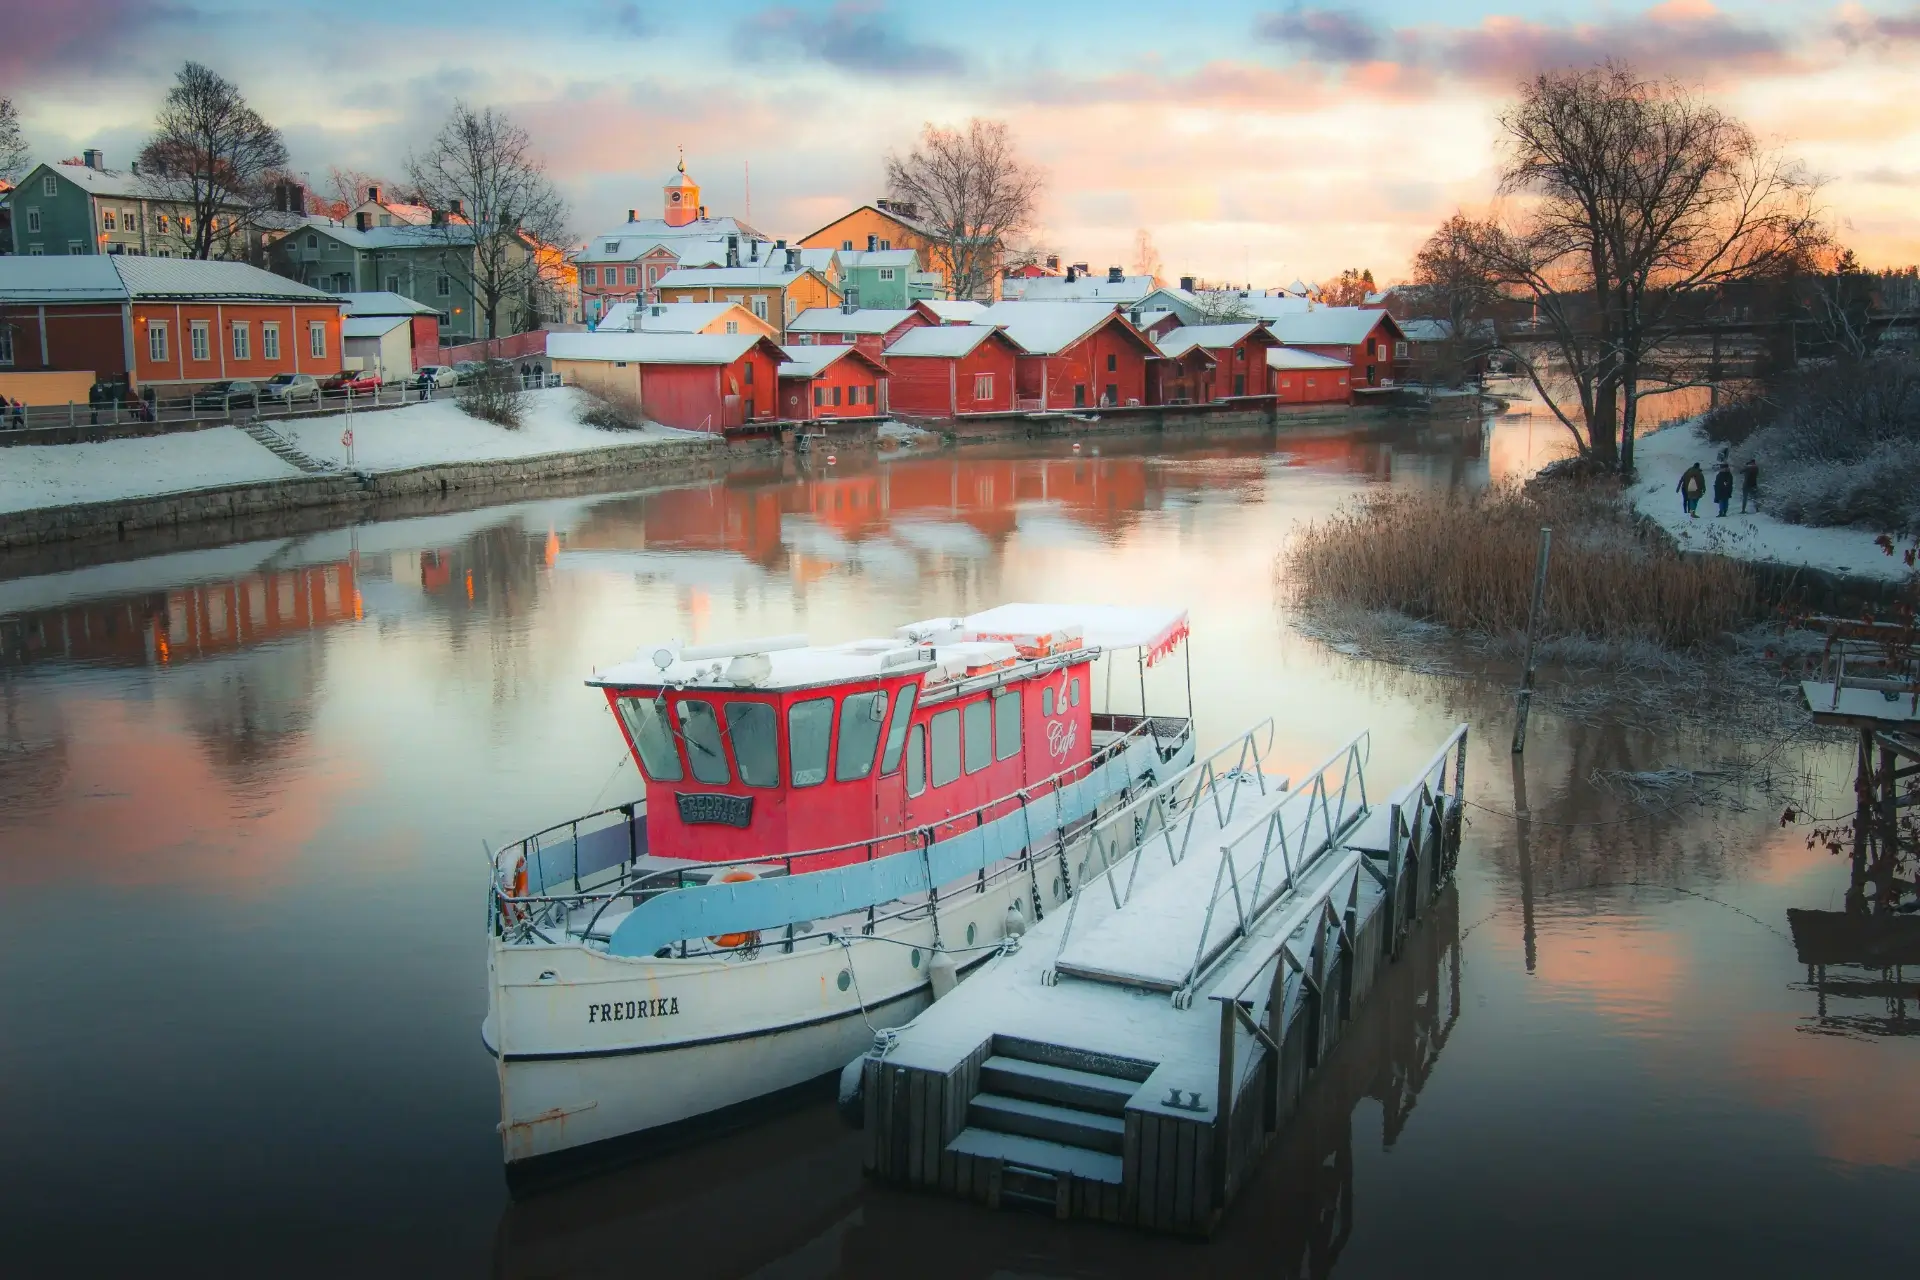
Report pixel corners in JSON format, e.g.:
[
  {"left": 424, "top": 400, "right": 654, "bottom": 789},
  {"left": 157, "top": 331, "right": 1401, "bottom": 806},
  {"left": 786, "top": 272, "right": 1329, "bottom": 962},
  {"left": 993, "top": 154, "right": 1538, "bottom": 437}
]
[{"left": 1740, "top": 356, "right": 1920, "bottom": 531}]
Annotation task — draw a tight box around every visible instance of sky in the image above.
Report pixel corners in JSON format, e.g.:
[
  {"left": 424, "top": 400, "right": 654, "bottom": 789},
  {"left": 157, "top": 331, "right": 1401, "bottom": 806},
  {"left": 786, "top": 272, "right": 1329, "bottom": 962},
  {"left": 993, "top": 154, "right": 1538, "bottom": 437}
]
[{"left": 5, "top": 0, "right": 1919, "bottom": 284}]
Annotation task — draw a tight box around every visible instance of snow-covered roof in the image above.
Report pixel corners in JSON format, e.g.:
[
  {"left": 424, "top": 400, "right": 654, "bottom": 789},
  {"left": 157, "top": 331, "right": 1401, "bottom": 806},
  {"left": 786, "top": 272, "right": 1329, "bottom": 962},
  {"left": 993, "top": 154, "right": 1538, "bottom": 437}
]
[
  {"left": 0, "top": 256, "right": 339, "bottom": 303},
  {"left": 1267, "top": 347, "right": 1352, "bottom": 371},
  {"left": 597, "top": 301, "right": 756, "bottom": 334},
  {"left": 775, "top": 344, "right": 886, "bottom": 378},
  {"left": 655, "top": 264, "right": 817, "bottom": 289},
  {"left": 296, "top": 217, "right": 477, "bottom": 251},
  {"left": 1154, "top": 323, "right": 1263, "bottom": 358},
  {"left": 1192, "top": 291, "right": 1311, "bottom": 321},
  {"left": 41, "top": 162, "right": 152, "bottom": 200},
  {"left": 1013, "top": 274, "right": 1159, "bottom": 303},
  {"left": 576, "top": 216, "right": 766, "bottom": 263},
  {"left": 343, "top": 315, "right": 409, "bottom": 339},
  {"left": 788, "top": 307, "right": 917, "bottom": 335},
  {"left": 1267, "top": 307, "right": 1394, "bottom": 345},
  {"left": 978, "top": 301, "right": 1134, "bottom": 355},
  {"left": 547, "top": 331, "right": 780, "bottom": 365},
  {"left": 341, "top": 291, "right": 437, "bottom": 317},
  {"left": 885, "top": 324, "right": 1017, "bottom": 358},
  {"left": 917, "top": 300, "right": 987, "bottom": 323},
  {"left": 837, "top": 249, "right": 920, "bottom": 269},
  {"left": 593, "top": 638, "right": 932, "bottom": 694}
]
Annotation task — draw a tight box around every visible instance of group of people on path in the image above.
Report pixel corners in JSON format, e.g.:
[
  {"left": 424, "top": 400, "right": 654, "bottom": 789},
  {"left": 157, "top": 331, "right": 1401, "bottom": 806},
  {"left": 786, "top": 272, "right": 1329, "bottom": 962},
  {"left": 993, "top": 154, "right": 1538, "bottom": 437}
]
[{"left": 1677, "top": 456, "right": 1759, "bottom": 518}]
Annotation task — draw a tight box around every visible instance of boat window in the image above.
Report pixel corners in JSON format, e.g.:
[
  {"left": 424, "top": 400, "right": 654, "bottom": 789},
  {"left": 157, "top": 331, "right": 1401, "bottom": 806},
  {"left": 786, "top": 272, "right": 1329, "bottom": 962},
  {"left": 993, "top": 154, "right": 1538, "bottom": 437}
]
[
  {"left": 617, "top": 695, "right": 682, "bottom": 781},
  {"left": 724, "top": 701, "right": 779, "bottom": 787},
  {"left": 879, "top": 685, "right": 919, "bottom": 775},
  {"left": 788, "top": 698, "right": 834, "bottom": 787},
  {"left": 676, "top": 699, "right": 731, "bottom": 785},
  {"left": 836, "top": 691, "right": 887, "bottom": 781},
  {"left": 906, "top": 724, "right": 926, "bottom": 795},
  {"left": 930, "top": 709, "right": 961, "bottom": 787},
  {"left": 994, "top": 689, "right": 1022, "bottom": 760},
  {"left": 1069, "top": 677, "right": 1081, "bottom": 708},
  {"left": 1042, "top": 686, "right": 1055, "bottom": 716},
  {"left": 964, "top": 699, "right": 992, "bottom": 774}
]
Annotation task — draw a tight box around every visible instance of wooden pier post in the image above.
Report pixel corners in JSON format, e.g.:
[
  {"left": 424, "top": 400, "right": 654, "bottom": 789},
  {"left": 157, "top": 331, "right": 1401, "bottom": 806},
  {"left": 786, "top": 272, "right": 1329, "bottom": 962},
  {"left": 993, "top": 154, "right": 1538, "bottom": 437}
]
[{"left": 1511, "top": 528, "right": 1552, "bottom": 754}]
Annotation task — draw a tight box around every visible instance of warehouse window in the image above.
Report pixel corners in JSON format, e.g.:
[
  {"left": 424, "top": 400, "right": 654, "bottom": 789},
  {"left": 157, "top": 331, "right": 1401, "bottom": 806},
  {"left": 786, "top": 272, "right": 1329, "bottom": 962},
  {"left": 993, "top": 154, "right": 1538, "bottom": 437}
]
[
  {"left": 973, "top": 374, "right": 993, "bottom": 399},
  {"left": 262, "top": 323, "right": 280, "bottom": 360},
  {"left": 148, "top": 322, "right": 167, "bottom": 362},
  {"left": 189, "top": 321, "right": 209, "bottom": 362},
  {"left": 308, "top": 322, "right": 326, "bottom": 359},
  {"left": 0, "top": 327, "right": 13, "bottom": 366}
]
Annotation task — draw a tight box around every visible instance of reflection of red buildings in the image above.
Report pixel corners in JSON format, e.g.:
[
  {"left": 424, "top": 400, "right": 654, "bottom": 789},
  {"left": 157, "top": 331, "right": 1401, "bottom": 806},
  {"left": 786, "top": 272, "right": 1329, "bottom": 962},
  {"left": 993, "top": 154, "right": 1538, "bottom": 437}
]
[{"left": 0, "top": 563, "right": 360, "bottom": 668}]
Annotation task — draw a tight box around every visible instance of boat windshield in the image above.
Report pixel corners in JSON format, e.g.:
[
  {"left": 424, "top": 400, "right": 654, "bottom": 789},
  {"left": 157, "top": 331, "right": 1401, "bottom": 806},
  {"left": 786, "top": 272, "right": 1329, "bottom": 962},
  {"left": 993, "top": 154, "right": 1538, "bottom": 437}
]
[
  {"left": 676, "top": 700, "right": 731, "bottom": 785},
  {"left": 879, "top": 686, "right": 917, "bottom": 774},
  {"left": 617, "top": 694, "right": 682, "bottom": 781},
  {"left": 724, "top": 701, "right": 779, "bottom": 787},
  {"left": 788, "top": 698, "right": 833, "bottom": 787},
  {"left": 835, "top": 691, "right": 886, "bottom": 781}
]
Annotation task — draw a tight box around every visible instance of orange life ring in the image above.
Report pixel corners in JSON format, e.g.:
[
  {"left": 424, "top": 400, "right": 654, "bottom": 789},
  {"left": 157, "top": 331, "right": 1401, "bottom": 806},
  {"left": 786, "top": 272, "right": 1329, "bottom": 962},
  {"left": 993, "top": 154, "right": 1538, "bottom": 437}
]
[
  {"left": 500, "top": 856, "right": 530, "bottom": 926},
  {"left": 710, "top": 868, "right": 760, "bottom": 949}
]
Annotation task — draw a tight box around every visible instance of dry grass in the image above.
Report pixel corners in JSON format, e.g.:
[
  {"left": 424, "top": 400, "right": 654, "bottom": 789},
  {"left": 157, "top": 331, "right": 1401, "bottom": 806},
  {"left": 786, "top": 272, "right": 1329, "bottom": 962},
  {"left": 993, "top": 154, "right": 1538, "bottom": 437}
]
[
  {"left": 576, "top": 383, "right": 649, "bottom": 431},
  {"left": 1283, "top": 482, "right": 1759, "bottom": 651}
]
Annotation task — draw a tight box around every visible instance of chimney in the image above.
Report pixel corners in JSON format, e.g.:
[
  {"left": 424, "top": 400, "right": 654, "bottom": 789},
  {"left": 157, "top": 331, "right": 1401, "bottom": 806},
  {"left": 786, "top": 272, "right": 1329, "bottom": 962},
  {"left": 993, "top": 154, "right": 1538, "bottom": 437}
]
[
  {"left": 83, "top": 148, "right": 103, "bottom": 170},
  {"left": 1072, "top": 262, "right": 1089, "bottom": 276},
  {"left": 842, "top": 294, "right": 857, "bottom": 314},
  {"left": 697, "top": 205, "right": 707, "bottom": 219},
  {"left": 355, "top": 211, "right": 369, "bottom": 232},
  {"left": 449, "top": 199, "right": 464, "bottom": 217},
  {"left": 786, "top": 247, "right": 798, "bottom": 271},
  {"left": 626, "top": 208, "right": 636, "bottom": 222},
  {"left": 1179, "top": 275, "right": 1195, "bottom": 293},
  {"left": 1108, "top": 265, "right": 1124, "bottom": 284},
  {"left": 431, "top": 208, "right": 446, "bottom": 227},
  {"left": 651, "top": 305, "right": 663, "bottom": 317},
  {"left": 867, "top": 234, "right": 878, "bottom": 252},
  {"left": 1045, "top": 254, "right": 1059, "bottom": 271},
  {"left": 368, "top": 184, "right": 380, "bottom": 203},
  {"left": 749, "top": 240, "right": 759, "bottom": 262},
  {"left": 1129, "top": 308, "right": 1142, "bottom": 327},
  {"left": 726, "top": 234, "right": 740, "bottom": 268},
  {"left": 1065, "top": 266, "right": 1077, "bottom": 282},
  {"left": 776, "top": 238, "right": 786, "bottom": 250},
  {"left": 130, "top": 160, "right": 141, "bottom": 177}
]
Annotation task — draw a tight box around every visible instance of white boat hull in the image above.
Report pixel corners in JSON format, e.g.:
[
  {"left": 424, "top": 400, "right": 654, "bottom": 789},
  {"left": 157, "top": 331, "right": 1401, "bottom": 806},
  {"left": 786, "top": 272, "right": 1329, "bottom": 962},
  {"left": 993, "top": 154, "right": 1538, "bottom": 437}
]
[{"left": 487, "top": 868, "right": 1053, "bottom": 1168}]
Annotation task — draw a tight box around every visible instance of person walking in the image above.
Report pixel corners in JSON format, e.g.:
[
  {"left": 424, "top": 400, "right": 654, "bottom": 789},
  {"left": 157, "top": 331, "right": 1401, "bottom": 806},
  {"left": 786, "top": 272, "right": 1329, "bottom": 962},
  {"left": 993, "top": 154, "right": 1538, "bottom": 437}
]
[
  {"left": 9, "top": 397, "right": 24, "bottom": 430},
  {"left": 86, "top": 381, "right": 102, "bottom": 427},
  {"left": 1677, "top": 462, "right": 1706, "bottom": 518},
  {"left": 1740, "top": 458, "right": 1759, "bottom": 513},
  {"left": 1712, "top": 460, "right": 1734, "bottom": 518}
]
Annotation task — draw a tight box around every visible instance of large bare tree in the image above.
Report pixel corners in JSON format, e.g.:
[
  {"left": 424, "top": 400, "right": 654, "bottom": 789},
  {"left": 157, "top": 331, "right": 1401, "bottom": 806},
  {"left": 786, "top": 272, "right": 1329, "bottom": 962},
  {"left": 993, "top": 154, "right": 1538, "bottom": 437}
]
[
  {"left": 138, "top": 62, "right": 289, "bottom": 260},
  {"left": 1434, "top": 63, "right": 1823, "bottom": 471},
  {"left": 885, "top": 119, "right": 1043, "bottom": 302},
  {"left": 406, "top": 103, "right": 569, "bottom": 343},
  {"left": 0, "top": 98, "right": 27, "bottom": 185}
]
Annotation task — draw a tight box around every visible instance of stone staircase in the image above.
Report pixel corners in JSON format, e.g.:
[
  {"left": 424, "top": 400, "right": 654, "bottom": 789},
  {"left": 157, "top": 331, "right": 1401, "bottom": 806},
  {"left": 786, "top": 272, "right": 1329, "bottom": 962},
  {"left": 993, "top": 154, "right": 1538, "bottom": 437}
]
[
  {"left": 241, "top": 421, "right": 336, "bottom": 474},
  {"left": 945, "top": 1041, "right": 1150, "bottom": 1208}
]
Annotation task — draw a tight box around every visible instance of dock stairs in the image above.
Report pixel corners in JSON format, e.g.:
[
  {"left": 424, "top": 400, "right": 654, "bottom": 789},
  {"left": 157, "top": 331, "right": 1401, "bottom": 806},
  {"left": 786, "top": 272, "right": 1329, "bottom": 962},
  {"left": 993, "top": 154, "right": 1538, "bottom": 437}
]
[
  {"left": 242, "top": 421, "right": 336, "bottom": 474},
  {"left": 945, "top": 1039, "right": 1151, "bottom": 1210}
]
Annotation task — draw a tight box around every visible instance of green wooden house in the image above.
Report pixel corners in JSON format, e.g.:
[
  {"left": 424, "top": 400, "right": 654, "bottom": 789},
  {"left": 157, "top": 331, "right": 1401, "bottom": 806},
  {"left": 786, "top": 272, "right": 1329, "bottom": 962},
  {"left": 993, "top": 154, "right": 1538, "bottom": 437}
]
[
  {"left": 270, "top": 216, "right": 500, "bottom": 344},
  {"left": 8, "top": 153, "right": 263, "bottom": 261},
  {"left": 833, "top": 248, "right": 940, "bottom": 310}
]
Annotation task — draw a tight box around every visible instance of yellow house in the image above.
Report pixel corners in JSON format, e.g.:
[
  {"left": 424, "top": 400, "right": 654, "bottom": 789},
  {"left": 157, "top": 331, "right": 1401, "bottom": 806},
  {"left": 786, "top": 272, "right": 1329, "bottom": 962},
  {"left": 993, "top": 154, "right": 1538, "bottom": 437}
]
[
  {"left": 798, "top": 200, "right": 999, "bottom": 302},
  {"left": 651, "top": 259, "right": 839, "bottom": 341},
  {"left": 598, "top": 300, "right": 777, "bottom": 339}
]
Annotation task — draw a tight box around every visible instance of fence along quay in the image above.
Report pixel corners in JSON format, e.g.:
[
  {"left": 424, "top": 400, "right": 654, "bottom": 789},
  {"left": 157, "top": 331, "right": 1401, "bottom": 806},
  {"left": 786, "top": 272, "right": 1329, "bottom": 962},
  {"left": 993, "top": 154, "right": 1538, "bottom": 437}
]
[{"left": 855, "top": 721, "right": 1468, "bottom": 1234}]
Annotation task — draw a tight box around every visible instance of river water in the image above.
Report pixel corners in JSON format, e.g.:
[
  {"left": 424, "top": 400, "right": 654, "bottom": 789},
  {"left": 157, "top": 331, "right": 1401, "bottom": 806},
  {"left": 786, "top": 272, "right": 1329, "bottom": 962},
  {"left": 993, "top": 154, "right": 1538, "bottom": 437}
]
[{"left": 2, "top": 413, "right": 1912, "bottom": 1277}]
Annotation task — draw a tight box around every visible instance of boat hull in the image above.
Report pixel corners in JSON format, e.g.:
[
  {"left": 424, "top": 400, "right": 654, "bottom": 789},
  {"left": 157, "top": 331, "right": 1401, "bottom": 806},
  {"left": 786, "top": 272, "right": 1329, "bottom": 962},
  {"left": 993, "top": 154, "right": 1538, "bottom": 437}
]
[{"left": 488, "top": 868, "right": 1044, "bottom": 1169}]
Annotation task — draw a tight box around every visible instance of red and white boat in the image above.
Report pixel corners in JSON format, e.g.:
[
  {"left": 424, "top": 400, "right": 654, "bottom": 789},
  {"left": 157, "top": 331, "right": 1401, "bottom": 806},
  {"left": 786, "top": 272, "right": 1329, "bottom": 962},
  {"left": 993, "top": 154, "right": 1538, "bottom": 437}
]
[{"left": 483, "top": 603, "right": 1195, "bottom": 1177}]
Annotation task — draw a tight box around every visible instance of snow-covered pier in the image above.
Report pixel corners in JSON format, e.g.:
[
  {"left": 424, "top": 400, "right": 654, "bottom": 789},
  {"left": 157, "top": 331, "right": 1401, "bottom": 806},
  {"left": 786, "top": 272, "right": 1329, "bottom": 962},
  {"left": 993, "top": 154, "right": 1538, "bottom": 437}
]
[{"left": 856, "top": 721, "right": 1468, "bottom": 1234}]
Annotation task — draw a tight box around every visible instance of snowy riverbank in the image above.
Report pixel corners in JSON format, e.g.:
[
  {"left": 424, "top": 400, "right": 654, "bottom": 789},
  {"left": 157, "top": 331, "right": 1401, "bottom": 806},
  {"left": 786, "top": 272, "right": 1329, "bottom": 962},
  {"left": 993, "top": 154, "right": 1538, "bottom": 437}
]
[
  {"left": 1630, "top": 419, "right": 1910, "bottom": 582},
  {"left": 0, "top": 388, "right": 703, "bottom": 516}
]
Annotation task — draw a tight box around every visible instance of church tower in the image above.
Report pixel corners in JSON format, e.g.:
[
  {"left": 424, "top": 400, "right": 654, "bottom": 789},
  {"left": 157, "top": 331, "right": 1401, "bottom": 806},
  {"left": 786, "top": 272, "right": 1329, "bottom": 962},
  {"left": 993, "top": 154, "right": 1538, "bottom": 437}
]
[{"left": 663, "top": 150, "right": 700, "bottom": 228}]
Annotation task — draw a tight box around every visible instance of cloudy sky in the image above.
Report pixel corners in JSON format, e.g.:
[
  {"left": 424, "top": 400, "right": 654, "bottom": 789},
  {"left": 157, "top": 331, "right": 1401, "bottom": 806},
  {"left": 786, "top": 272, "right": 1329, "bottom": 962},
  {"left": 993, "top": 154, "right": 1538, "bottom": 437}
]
[{"left": 6, "top": 0, "right": 1918, "bottom": 283}]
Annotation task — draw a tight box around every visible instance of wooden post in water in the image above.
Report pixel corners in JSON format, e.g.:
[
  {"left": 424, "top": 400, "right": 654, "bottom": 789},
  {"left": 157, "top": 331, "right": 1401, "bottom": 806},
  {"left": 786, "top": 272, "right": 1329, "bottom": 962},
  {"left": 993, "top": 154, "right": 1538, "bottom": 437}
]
[{"left": 1511, "top": 528, "right": 1552, "bottom": 754}]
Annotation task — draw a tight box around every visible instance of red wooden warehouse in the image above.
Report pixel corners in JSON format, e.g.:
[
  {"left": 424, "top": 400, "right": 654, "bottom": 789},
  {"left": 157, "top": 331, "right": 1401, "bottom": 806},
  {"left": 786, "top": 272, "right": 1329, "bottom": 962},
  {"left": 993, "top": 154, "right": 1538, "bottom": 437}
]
[
  {"left": 786, "top": 307, "right": 925, "bottom": 358},
  {"left": 1152, "top": 322, "right": 1282, "bottom": 400},
  {"left": 978, "top": 302, "right": 1157, "bottom": 410},
  {"left": 0, "top": 256, "right": 345, "bottom": 397},
  {"left": 882, "top": 324, "right": 1024, "bottom": 417},
  {"left": 1266, "top": 347, "right": 1353, "bottom": 404},
  {"left": 775, "top": 344, "right": 890, "bottom": 420},
  {"left": 1268, "top": 308, "right": 1406, "bottom": 388},
  {"left": 548, "top": 331, "right": 786, "bottom": 431}
]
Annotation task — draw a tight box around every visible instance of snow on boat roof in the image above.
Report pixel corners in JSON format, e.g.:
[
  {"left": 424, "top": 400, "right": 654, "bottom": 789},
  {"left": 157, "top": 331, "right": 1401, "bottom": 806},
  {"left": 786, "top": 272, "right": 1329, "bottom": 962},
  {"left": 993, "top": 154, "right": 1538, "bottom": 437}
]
[
  {"left": 593, "top": 639, "right": 932, "bottom": 692},
  {"left": 907, "top": 603, "right": 1190, "bottom": 663}
]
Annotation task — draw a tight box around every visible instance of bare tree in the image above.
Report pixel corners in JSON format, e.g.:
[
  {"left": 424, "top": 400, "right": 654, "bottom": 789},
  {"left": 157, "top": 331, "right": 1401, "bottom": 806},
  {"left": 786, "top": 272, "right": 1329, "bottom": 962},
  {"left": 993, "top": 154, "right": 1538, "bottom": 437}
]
[
  {"left": 885, "top": 119, "right": 1043, "bottom": 302},
  {"left": 1317, "top": 267, "right": 1376, "bottom": 307},
  {"left": 1412, "top": 214, "right": 1506, "bottom": 384},
  {"left": 319, "top": 165, "right": 395, "bottom": 219},
  {"left": 1810, "top": 247, "right": 1879, "bottom": 362},
  {"left": 406, "top": 103, "right": 569, "bottom": 344},
  {"left": 1438, "top": 63, "right": 1824, "bottom": 471},
  {"left": 1191, "top": 292, "right": 1257, "bottom": 324},
  {"left": 1131, "top": 229, "right": 1164, "bottom": 285},
  {"left": 138, "top": 62, "right": 288, "bottom": 260},
  {"left": 0, "top": 98, "right": 28, "bottom": 185}
]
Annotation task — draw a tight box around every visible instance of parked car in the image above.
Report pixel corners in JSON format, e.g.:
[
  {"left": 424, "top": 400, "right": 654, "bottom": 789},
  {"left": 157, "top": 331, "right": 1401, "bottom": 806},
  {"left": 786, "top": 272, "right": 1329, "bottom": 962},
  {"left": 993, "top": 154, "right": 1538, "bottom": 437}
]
[
  {"left": 451, "top": 361, "right": 485, "bottom": 385},
  {"left": 413, "top": 366, "right": 458, "bottom": 390},
  {"left": 259, "top": 373, "right": 322, "bottom": 405},
  {"left": 320, "top": 370, "right": 383, "bottom": 394},
  {"left": 192, "top": 380, "right": 262, "bottom": 410}
]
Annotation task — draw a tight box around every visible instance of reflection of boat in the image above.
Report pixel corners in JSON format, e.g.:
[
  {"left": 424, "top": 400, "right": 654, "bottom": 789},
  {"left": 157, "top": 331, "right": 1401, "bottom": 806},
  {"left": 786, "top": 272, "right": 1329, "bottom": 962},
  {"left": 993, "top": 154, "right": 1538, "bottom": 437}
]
[{"left": 482, "top": 603, "right": 1196, "bottom": 1180}]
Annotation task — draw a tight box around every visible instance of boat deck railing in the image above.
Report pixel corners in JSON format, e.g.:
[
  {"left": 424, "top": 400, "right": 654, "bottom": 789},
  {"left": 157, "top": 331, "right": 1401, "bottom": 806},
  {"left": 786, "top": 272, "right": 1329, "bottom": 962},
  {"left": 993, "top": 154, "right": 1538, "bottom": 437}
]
[{"left": 488, "top": 712, "right": 1193, "bottom": 950}]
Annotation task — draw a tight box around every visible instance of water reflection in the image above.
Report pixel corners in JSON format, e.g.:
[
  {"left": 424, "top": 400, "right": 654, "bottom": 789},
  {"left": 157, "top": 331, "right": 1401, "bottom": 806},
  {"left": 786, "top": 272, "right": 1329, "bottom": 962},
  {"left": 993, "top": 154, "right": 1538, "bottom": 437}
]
[{"left": 3, "top": 414, "right": 1915, "bottom": 1276}]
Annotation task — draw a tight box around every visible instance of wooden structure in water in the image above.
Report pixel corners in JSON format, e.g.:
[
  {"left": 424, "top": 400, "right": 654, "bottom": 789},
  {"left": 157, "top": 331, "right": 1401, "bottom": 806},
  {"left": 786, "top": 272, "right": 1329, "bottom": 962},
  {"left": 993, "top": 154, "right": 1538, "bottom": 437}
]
[{"left": 859, "top": 722, "right": 1467, "bottom": 1234}]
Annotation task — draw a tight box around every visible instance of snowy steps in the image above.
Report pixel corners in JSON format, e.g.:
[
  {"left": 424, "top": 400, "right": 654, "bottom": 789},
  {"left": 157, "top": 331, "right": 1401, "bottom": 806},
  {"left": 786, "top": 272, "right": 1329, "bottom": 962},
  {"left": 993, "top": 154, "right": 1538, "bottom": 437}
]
[
  {"left": 945, "top": 1050, "right": 1142, "bottom": 1188},
  {"left": 241, "top": 422, "right": 336, "bottom": 474}
]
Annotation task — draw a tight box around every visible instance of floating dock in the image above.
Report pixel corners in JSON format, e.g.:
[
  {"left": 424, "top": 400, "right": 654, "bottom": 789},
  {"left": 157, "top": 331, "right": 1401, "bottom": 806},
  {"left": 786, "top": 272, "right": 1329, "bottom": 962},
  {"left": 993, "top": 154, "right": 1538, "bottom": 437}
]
[{"left": 858, "top": 723, "right": 1468, "bottom": 1234}]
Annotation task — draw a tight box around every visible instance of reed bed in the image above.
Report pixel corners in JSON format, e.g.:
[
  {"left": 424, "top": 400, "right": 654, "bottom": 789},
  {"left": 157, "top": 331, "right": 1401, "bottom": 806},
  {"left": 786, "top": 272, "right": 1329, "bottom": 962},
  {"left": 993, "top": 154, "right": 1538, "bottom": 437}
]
[{"left": 1283, "top": 482, "right": 1758, "bottom": 651}]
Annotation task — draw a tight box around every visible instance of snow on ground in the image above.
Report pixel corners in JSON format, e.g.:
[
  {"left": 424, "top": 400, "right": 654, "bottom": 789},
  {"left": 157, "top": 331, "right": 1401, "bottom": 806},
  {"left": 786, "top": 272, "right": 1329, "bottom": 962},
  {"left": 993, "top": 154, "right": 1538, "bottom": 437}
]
[
  {"left": 280, "top": 386, "right": 703, "bottom": 471},
  {"left": 0, "top": 427, "right": 301, "bottom": 514},
  {"left": 0, "top": 388, "right": 710, "bottom": 515},
  {"left": 1632, "top": 419, "right": 1908, "bottom": 582}
]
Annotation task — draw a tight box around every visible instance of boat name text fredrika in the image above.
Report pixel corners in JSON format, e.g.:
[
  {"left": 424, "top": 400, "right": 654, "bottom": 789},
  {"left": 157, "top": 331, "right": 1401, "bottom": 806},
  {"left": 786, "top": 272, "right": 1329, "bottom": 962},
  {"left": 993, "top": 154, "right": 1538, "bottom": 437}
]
[
  {"left": 675, "top": 792, "right": 754, "bottom": 828},
  {"left": 588, "top": 997, "right": 681, "bottom": 1024}
]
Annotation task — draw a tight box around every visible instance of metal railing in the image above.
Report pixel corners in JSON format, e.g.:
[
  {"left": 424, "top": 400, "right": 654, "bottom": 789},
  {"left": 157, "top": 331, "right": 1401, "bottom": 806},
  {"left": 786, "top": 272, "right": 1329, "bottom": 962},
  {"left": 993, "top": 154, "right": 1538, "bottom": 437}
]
[
  {"left": 488, "top": 713, "right": 1178, "bottom": 950},
  {"left": 1380, "top": 725, "right": 1469, "bottom": 952}
]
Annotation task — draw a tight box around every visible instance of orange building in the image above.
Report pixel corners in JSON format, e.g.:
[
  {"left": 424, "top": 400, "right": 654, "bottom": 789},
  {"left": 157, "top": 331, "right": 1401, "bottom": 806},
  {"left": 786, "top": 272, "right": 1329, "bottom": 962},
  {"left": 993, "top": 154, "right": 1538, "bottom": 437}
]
[
  {"left": 799, "top": 200, "right": 995, "bottom": 301},
  {"left": 0, "top": 255, "right": 344, "bottom": 395},
  {"left": 651, "top": 255, "right": 839, "bottom": 341}
]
